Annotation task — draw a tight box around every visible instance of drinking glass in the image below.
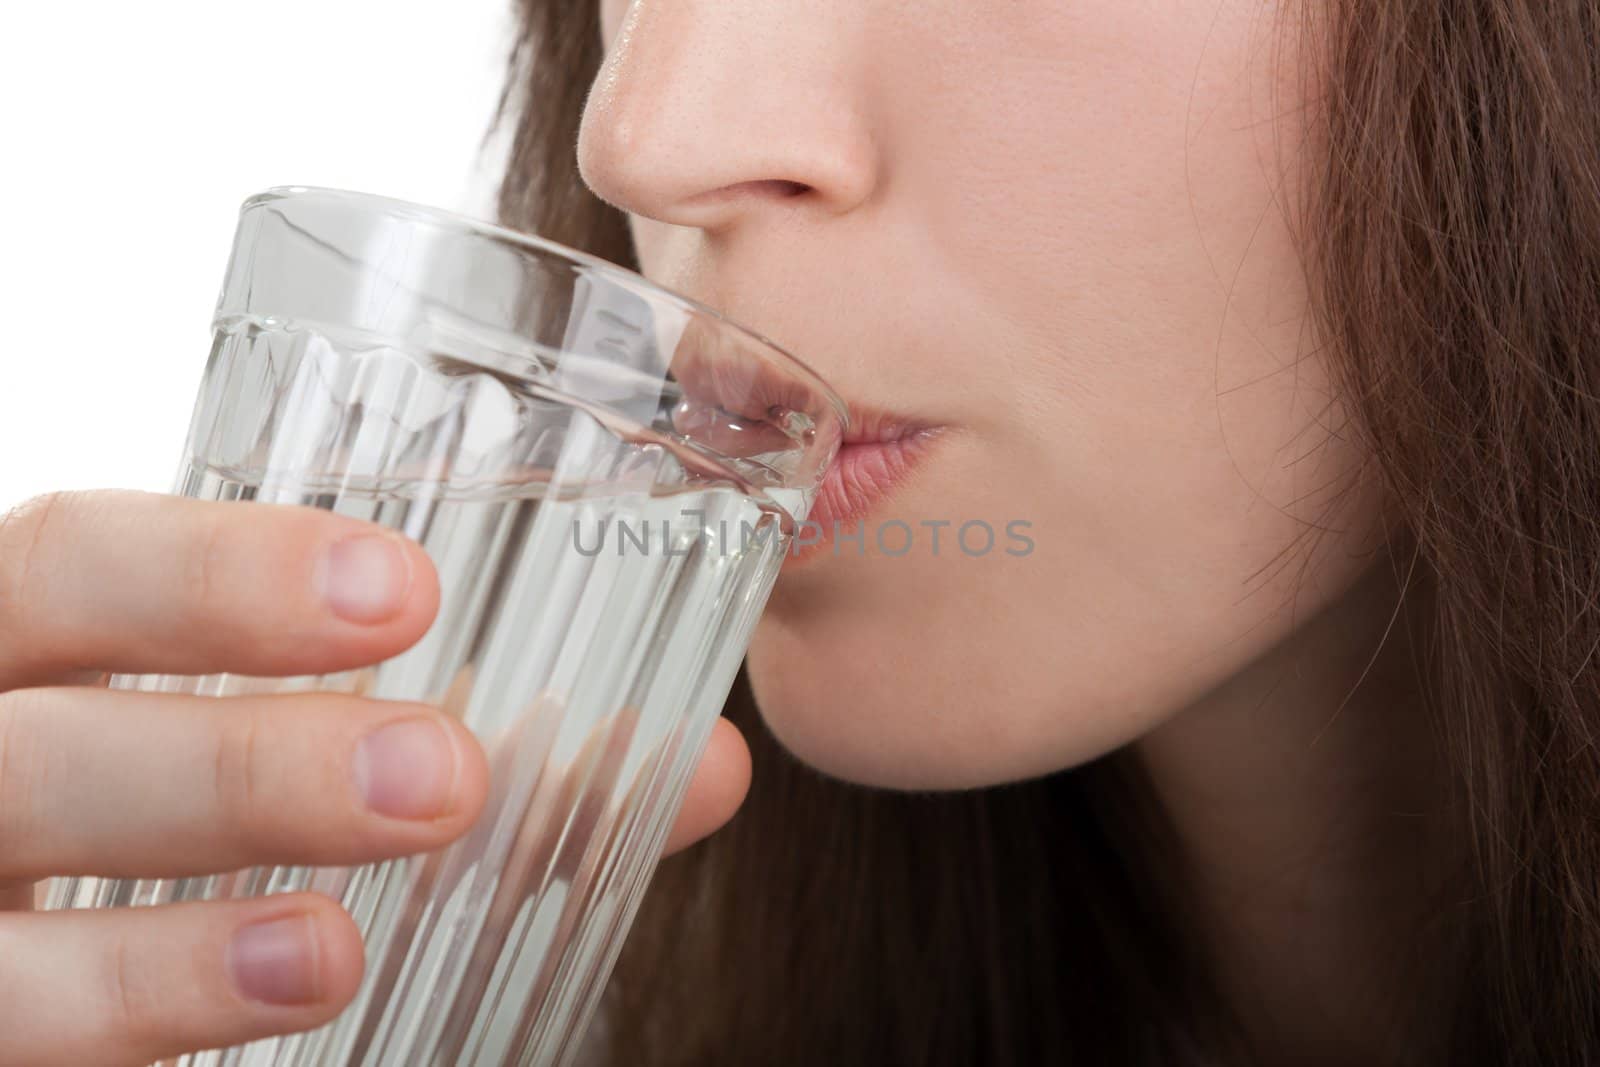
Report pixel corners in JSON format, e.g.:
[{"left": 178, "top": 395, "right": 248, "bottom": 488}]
[{"left": 44, "top": 185, "right": 846, "bottom": 1066}]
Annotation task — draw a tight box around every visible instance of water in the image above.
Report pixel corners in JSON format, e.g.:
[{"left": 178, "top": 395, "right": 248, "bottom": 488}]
[{"left": 45, "top": 315, "right": 799, "bottom": 1065}]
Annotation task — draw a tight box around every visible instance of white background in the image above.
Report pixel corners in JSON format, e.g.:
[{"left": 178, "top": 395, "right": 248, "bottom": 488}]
[{"left": 0, "top": 1, "right": 518, "bottom": 511}]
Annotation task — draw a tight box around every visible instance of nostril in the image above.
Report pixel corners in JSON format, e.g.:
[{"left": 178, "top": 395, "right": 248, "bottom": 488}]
[
  {"left": 724, "top": 179, "right": 810, "bottom": 197},
  {"left": 683, "top": 179, "right": 813, "bottom": 211}
]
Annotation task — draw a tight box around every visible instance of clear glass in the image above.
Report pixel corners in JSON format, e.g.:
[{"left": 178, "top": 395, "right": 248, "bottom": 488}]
[{"left": 43, "top": 186, "right": 847, "bottom": 1066}]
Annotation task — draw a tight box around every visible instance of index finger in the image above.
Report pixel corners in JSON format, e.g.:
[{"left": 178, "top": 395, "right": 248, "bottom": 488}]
[{"left": 0, "top": 489, "right": 440, "bottom": 689}]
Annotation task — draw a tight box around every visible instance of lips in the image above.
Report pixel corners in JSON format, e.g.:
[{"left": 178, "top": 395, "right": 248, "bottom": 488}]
[
  {"left": 788, "top": 418, "right": 943, "bottom": 563},
  {"left": 665, "top": 320, "right": 846, "bottom": 473},
  {"left": 656, "top": 308, "right": 940, "bottom": 554}
]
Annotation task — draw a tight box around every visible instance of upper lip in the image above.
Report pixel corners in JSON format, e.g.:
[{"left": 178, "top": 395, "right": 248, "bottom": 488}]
[
  {"left": 669, "top": 348, "right": 935, "bottom": 449},
  {"left": 658, "top": 308, "right": 938, "bottom": 450},
  {"left": 837, "top": 402, "right": 939, "bottom": 447}
]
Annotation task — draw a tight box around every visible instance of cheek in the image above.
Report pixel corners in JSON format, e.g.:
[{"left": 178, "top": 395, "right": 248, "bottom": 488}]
[
  {"left": 743, "top": 417, "right": 1386, "bottom": 793},
  {"left": 738, "top": 6, "right": 1392, "bottom": 790},
  {"left": 894, "top": 2, "right": 1312, "bottom": 397}
]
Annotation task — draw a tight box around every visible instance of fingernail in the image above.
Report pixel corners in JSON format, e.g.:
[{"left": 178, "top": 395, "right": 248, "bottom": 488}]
[
  {"left": 227, "top": 913, "right": 322, "bottom": 1006},
  {"left": 353, "top": 717, "right": 461, "bottom": 820},
  {"left": 315, "top": 534, "right": 413, "bottom": 624}
]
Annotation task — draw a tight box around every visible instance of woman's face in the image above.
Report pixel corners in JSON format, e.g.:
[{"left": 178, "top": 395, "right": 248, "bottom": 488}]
[{"left": 580, "top": 1, "right": 1387, "bottom": 790}]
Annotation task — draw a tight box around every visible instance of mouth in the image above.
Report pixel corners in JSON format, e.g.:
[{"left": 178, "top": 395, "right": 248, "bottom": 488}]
[
  {"left": 786, "top": 410, "right": 945, "bottom": 566},
  {"left": 656, "top": 322, "right": 942, "bottom": 559}
]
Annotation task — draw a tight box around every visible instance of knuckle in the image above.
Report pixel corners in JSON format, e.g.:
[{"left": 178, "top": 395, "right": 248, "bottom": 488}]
[
  {"left": 0, "top": 490, "right": 78, "bottom": 637},
  {"left": 0, "top": 690, "right": 52, "bottom": 863},
  {"left": 183, "top": 510, "right": 231, "bottom": 617},
  {"left": 211, "top": 709, "right": 269, "bottom": 845},
  {"left": 104, "top": 929, "right": 161, "bottom": 1044}
]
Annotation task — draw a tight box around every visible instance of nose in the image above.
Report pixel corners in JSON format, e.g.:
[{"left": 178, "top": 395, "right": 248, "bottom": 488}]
[{"left": 576, "top": 1, "right": 879, "bottom": 232}]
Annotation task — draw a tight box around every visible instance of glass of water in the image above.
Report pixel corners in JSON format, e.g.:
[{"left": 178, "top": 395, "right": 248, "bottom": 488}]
[{"left": 44, "top": 186, "right": 847, "bottom": 1066}]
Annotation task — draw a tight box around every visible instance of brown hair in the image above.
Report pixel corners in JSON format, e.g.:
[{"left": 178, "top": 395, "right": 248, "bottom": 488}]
[{"left": 482, "top": 1, "right": 1600, "bottom": 1062}]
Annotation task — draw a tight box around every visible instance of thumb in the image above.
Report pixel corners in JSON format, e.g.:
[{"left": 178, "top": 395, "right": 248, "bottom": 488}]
[{"left": 662, "top": 717, "right": 751, "bottom": 856}]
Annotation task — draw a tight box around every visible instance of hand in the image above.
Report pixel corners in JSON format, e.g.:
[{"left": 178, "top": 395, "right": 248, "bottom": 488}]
[{"left": 0, "top": 489, "right": 750, "bottom": 1067}]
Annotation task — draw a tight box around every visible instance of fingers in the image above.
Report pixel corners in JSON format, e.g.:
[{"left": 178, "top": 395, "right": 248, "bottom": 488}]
[
  {"left": 661, "top": 717, "right": 751, "bottom": 856},
  {"left": 0, "top": 489, "right": 440, "bottom": 690},
  {"left": 433, "top": 708, "right": 747, "bottom": 974},
  {"left": 0, "top": 892, "right": 363, "bottom": 1066},
  {"left": 0, "top": 686, "right": 490, "bottom": 882},
  {"left": 0, "top": 880, "right": 32, "bottom": 911}
]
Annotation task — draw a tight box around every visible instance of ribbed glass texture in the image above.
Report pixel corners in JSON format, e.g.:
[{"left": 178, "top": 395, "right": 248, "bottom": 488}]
[{"left": 43, "top": 187, "right": 846, "bottom": 1067}]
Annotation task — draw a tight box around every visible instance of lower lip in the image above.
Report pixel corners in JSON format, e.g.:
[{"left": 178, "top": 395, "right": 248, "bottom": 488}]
[{"left": 782, "top": 429, "right": 942, "bottom": 566}]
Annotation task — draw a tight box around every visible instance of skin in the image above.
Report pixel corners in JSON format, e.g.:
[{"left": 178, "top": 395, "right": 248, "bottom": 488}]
[
  {"left": 0, "top": 490, "right": 745, "bottom": 1064},
  {"left": 581, "top": 0, "right": 1456, "bottom": 1061},
  {"left": 0, "top": 1, "right": 1453, "bottom": 1063}
]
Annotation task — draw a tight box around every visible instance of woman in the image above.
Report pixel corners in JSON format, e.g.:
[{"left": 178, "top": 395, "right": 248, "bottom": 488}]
[{"left": 3, "top": 0, "right": 1598, "bottom": 1063}]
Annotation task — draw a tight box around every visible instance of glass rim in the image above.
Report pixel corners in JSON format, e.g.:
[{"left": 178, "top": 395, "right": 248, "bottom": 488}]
[{"left": 242, "top": 184, "right": 851, "bottom": 433}]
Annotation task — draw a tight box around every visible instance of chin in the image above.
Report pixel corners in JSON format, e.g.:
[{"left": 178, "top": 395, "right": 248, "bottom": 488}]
[{"left": 741, "top": 605, "right": 1143, "bottom": 793}]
